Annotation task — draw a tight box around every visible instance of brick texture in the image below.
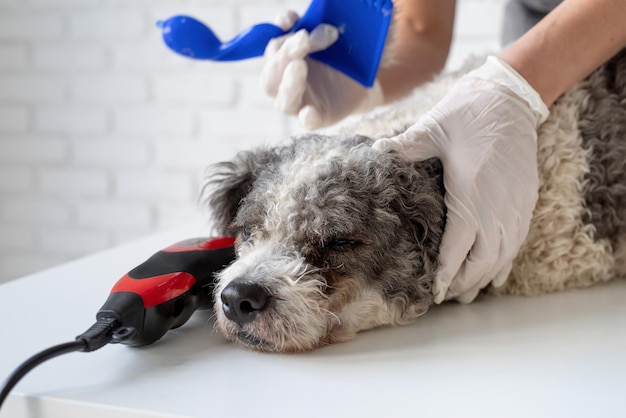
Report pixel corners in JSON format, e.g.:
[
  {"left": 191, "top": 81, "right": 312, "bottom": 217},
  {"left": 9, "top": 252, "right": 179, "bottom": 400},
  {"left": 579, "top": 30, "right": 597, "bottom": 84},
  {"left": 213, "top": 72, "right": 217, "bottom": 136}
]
[{"left": 0, "top": 0, "right": 505, "bottom": 283}]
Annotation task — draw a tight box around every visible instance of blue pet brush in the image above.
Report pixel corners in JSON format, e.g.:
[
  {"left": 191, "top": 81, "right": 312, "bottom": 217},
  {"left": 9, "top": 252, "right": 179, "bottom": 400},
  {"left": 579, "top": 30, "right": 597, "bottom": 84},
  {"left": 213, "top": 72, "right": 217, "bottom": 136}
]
[{"left": 157, "top": 0, "right": 394, "bottom": 88}]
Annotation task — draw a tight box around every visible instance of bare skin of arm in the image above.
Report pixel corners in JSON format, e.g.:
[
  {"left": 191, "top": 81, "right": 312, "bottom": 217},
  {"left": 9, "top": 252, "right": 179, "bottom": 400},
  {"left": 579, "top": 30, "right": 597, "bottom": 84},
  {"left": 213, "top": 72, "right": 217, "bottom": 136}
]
[
  {"left": 378, "top": 0, "right": 456, "bottom": 104},
  {"left": 500, "top": 0, "right": 626, "bottom": 107}
]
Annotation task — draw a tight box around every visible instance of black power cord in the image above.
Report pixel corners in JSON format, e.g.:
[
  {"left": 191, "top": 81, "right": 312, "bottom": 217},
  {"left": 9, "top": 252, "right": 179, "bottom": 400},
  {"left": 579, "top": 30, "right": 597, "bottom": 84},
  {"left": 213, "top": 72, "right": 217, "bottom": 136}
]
[
  {"left": 0, "top": 318, "right": 120, "bottom": 412},
  {"left": 0, "top": 340, "right": 86, "bottom": 409}
]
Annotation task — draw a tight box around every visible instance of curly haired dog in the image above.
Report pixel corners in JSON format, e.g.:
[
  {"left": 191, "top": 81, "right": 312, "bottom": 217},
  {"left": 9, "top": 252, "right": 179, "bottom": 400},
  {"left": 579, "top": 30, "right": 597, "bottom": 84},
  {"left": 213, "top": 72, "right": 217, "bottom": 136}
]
[{"left": 204, "top": 51, "right": 626, "bottom": 353}]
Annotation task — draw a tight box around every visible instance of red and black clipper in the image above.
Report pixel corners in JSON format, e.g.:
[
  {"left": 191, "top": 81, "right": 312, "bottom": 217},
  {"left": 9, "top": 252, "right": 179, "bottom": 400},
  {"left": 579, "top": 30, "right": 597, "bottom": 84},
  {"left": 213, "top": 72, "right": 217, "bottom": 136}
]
[
  {"left": 0, "top": 237, "right": 238, "bottom": 410},
  {"left": 96, "top": 237, "right": 236, "bottom": 346}
]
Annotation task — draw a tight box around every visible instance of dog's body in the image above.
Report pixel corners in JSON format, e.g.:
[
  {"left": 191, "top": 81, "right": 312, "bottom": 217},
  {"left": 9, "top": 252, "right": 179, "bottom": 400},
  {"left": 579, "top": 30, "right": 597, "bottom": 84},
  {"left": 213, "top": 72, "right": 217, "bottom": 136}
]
[{"left": 205, "top": 51, "right": 626, "bottom": 353}]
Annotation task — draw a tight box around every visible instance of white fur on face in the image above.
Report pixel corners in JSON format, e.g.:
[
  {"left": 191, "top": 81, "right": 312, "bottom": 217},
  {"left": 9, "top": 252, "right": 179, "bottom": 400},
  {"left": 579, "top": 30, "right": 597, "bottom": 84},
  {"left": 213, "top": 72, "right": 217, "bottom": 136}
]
[
  {"left": 330, "top": 288, "right": 427, "bottom": 343},
  {"left": 214, "top": 236, "right": 417, "bottom": 352},
  {"left": 214, "top": 238, "right": 334, "bottom": 352}
]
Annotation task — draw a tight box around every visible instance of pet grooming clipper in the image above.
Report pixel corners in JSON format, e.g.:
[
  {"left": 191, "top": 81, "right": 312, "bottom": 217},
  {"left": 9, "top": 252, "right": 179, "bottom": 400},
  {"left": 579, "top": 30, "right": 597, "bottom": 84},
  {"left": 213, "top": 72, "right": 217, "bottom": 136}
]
[{"left": 0, "top": 237, "right": 236, "bottom": 410}]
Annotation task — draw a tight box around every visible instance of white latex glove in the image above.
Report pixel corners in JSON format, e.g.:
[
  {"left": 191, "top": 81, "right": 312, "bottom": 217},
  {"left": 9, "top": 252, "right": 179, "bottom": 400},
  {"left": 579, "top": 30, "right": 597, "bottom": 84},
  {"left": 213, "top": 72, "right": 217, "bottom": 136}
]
[
  {"left": 261, "top": 10, "right": 384, "bottom": 130},
  {"left": 373, "top": 56, "right": 549, "bottom": 304}
]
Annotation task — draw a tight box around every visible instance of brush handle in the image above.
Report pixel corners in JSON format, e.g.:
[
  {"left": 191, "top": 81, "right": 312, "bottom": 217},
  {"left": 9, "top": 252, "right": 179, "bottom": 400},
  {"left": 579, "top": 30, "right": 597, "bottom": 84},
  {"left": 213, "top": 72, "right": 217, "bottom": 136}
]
[
  {"left": 218, "top": 23, "right": 288, "bottom": 61},
  {"left": 208, "top": 17, "right": 323, "bottom": 61},
  {"left": 159, "top": 16, "right": 291, "bottom": 61},
  {"left": 159, "top": 0, "right": 326, "bottom": 60}
]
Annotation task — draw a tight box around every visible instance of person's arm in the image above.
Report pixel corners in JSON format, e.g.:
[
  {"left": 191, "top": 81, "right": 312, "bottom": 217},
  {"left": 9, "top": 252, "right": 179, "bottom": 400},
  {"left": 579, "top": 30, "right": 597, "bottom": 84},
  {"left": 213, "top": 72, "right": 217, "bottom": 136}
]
[
  {"left": 379, "top": 0, "right": 456, "bottom": 103},
  {"left": 374, "top": 0, "right": 626, "bottom": 304},
  {"left": 500, "top": 0, "right": 626, "bottom": 107},
  {"left": 260, "top": 1, "right": 455, "bottom": 129}
]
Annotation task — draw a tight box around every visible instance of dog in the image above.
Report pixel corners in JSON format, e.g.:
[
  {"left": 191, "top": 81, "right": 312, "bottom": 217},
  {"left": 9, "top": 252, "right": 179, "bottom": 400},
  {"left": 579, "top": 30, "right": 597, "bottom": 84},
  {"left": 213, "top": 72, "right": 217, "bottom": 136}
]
[{"left": 203, "top": 51, "right": 626, "bottom": 353}]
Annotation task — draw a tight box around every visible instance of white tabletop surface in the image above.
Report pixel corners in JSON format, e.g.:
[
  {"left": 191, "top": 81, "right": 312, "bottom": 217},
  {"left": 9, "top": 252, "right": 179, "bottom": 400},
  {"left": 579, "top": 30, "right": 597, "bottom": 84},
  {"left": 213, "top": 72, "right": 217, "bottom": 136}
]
[{"left": 1, "top": 223, "right": 625, "bottom": 418}]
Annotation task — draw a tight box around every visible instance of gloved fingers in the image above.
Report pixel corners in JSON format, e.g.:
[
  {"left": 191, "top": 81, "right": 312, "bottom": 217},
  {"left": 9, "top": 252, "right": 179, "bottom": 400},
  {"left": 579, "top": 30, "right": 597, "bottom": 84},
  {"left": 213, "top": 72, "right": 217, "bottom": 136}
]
[
  {"left": 264, "top": 10, "right": 301, "bottom": 59},
  {"left": 432, "top": 194, "right": 478, "bottom": 304},
  {"left": 298, "top": 104, "right": 324, "bottom": 130},
  {"left": 445, "top": 214, "right": 502, "bottom": 301},
  {"left": 445, "top": 253, "right": 492, "bottom": 302},
  {"left": 478, "top": 196, "right": 529, "bottom": 287},
  {"left": 272, "top": 10, "right": 300, "bottom": 31},
  {"left": 455, "top": 281, "right": 484, "bottom": 304},
  {"left": 516, "top": 197, "right": 537, "bottom": 245},
  {"left": 453, "top": 253, "right": 500, "bottom": 303},
  {"left": 275, "top": 29, "right": 311, "bottom": 63},
  {"left": 262, "top": 37, "right": 288, "bottom": 97},
  {"left": 492, "top": 260, "right": 513, "bottom": 288},
  {"left": 308, "top": 24, "right": 339, "bottom": 53},
  {"left": 271, "top": 6, "right": 338, "bottom": 51},
  {"left": 480, "top": 223, "right": 514, "bottom": 284},
  {"left": 372, "top": 118, "right": 443, "bottom": 162},
  {"left": 264, "top": 35, "right": 288, "bottom": 57},
  {"left": 262, "top": 29, "right": 311, "bottom": 98},
  {"left": 275, "top": 60, "right": 308, "bottom": 115},
  {"left": 455, "top": 259, "right": 513, "bottom": 303}
]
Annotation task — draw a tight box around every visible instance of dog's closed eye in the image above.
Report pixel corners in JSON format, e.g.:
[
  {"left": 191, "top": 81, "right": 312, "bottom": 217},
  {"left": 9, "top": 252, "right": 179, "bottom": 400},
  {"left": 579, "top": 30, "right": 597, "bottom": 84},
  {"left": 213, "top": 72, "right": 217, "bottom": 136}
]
[
  {"left": 239, "top": 225, "right": 252, "bottom": 242},
  {"left": 324, "top": 238, "right": 362, "bottom": 252}
]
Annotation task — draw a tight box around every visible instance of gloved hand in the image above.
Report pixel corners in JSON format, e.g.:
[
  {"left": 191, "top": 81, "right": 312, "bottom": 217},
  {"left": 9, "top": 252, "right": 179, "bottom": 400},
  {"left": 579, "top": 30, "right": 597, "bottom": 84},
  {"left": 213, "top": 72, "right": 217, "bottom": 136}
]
[
  {"left": 374, "top": 56, "right": 549, "bottom": 304},
  {"left": 261, "top": 10, "right": 384, "bottom": 130}
]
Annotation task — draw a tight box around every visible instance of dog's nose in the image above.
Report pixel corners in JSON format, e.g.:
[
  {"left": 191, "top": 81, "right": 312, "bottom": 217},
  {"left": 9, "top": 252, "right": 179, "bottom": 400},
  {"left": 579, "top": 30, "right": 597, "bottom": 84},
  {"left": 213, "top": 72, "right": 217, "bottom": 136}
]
[{"left": 220, "top": 280, "right": 270, "bottom": 326}]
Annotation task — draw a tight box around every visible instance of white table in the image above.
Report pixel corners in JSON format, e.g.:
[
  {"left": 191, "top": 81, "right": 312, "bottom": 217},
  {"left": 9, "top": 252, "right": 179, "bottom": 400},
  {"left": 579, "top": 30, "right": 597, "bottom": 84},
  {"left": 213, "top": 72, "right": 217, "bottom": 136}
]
[{"left": 1, "top": 224, "right": 625, "bottom": 418}]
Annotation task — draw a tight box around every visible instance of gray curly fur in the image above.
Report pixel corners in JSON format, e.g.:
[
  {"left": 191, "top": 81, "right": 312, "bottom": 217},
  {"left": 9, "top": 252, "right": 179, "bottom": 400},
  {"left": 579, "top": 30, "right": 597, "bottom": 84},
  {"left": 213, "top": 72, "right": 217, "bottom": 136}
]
[
  {"left": 205, "top": 134, "right": 445, "bottom": 318},
  {"left": 203, "top": 147, "right": 284, "bottom": 236},
  {"left": 578, "top": 49, "right": 626, "bottom": 247}
]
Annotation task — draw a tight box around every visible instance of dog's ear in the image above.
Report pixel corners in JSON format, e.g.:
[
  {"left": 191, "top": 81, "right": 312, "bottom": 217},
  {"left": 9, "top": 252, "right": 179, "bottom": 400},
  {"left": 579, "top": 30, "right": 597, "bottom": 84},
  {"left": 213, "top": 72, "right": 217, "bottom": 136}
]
[
  {"left": 393, "top": 157, "right": 446, "bottom": 263},
  {"left": 203, "top": 148, "right": 279, "bottom": 236}
]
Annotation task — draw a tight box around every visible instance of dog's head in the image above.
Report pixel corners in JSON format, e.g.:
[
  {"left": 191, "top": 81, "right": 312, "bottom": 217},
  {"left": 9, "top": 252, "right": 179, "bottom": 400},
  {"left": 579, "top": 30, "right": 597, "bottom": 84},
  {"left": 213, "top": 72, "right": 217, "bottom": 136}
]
[{"left": 204, "top": 134, "right": 445, "bottom": 352}]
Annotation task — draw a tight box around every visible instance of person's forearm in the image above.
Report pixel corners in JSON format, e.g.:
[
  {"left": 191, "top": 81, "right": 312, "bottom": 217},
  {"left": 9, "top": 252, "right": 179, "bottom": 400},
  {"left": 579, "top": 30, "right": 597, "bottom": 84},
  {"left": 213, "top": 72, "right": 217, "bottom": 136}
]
[
  {"left": 378, "top": 0, "right": 455, "bottom": 104},
  {"left": 499, "top": 0, "right": 626, "bottom": 107}
]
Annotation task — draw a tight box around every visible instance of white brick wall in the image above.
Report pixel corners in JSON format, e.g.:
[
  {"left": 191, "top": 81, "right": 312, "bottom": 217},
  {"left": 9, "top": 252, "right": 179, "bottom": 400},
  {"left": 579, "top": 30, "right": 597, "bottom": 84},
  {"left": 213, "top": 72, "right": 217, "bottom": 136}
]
[{"left": 0, "top": 0, "right": 505, "bottom": 283}]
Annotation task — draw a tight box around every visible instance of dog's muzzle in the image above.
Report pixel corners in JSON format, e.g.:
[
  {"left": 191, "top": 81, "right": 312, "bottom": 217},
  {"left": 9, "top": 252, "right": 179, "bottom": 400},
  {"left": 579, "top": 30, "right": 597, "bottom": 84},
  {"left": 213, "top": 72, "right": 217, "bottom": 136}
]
[{"left": 220, "top": 279, "right": 270, "bottom": 326}]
